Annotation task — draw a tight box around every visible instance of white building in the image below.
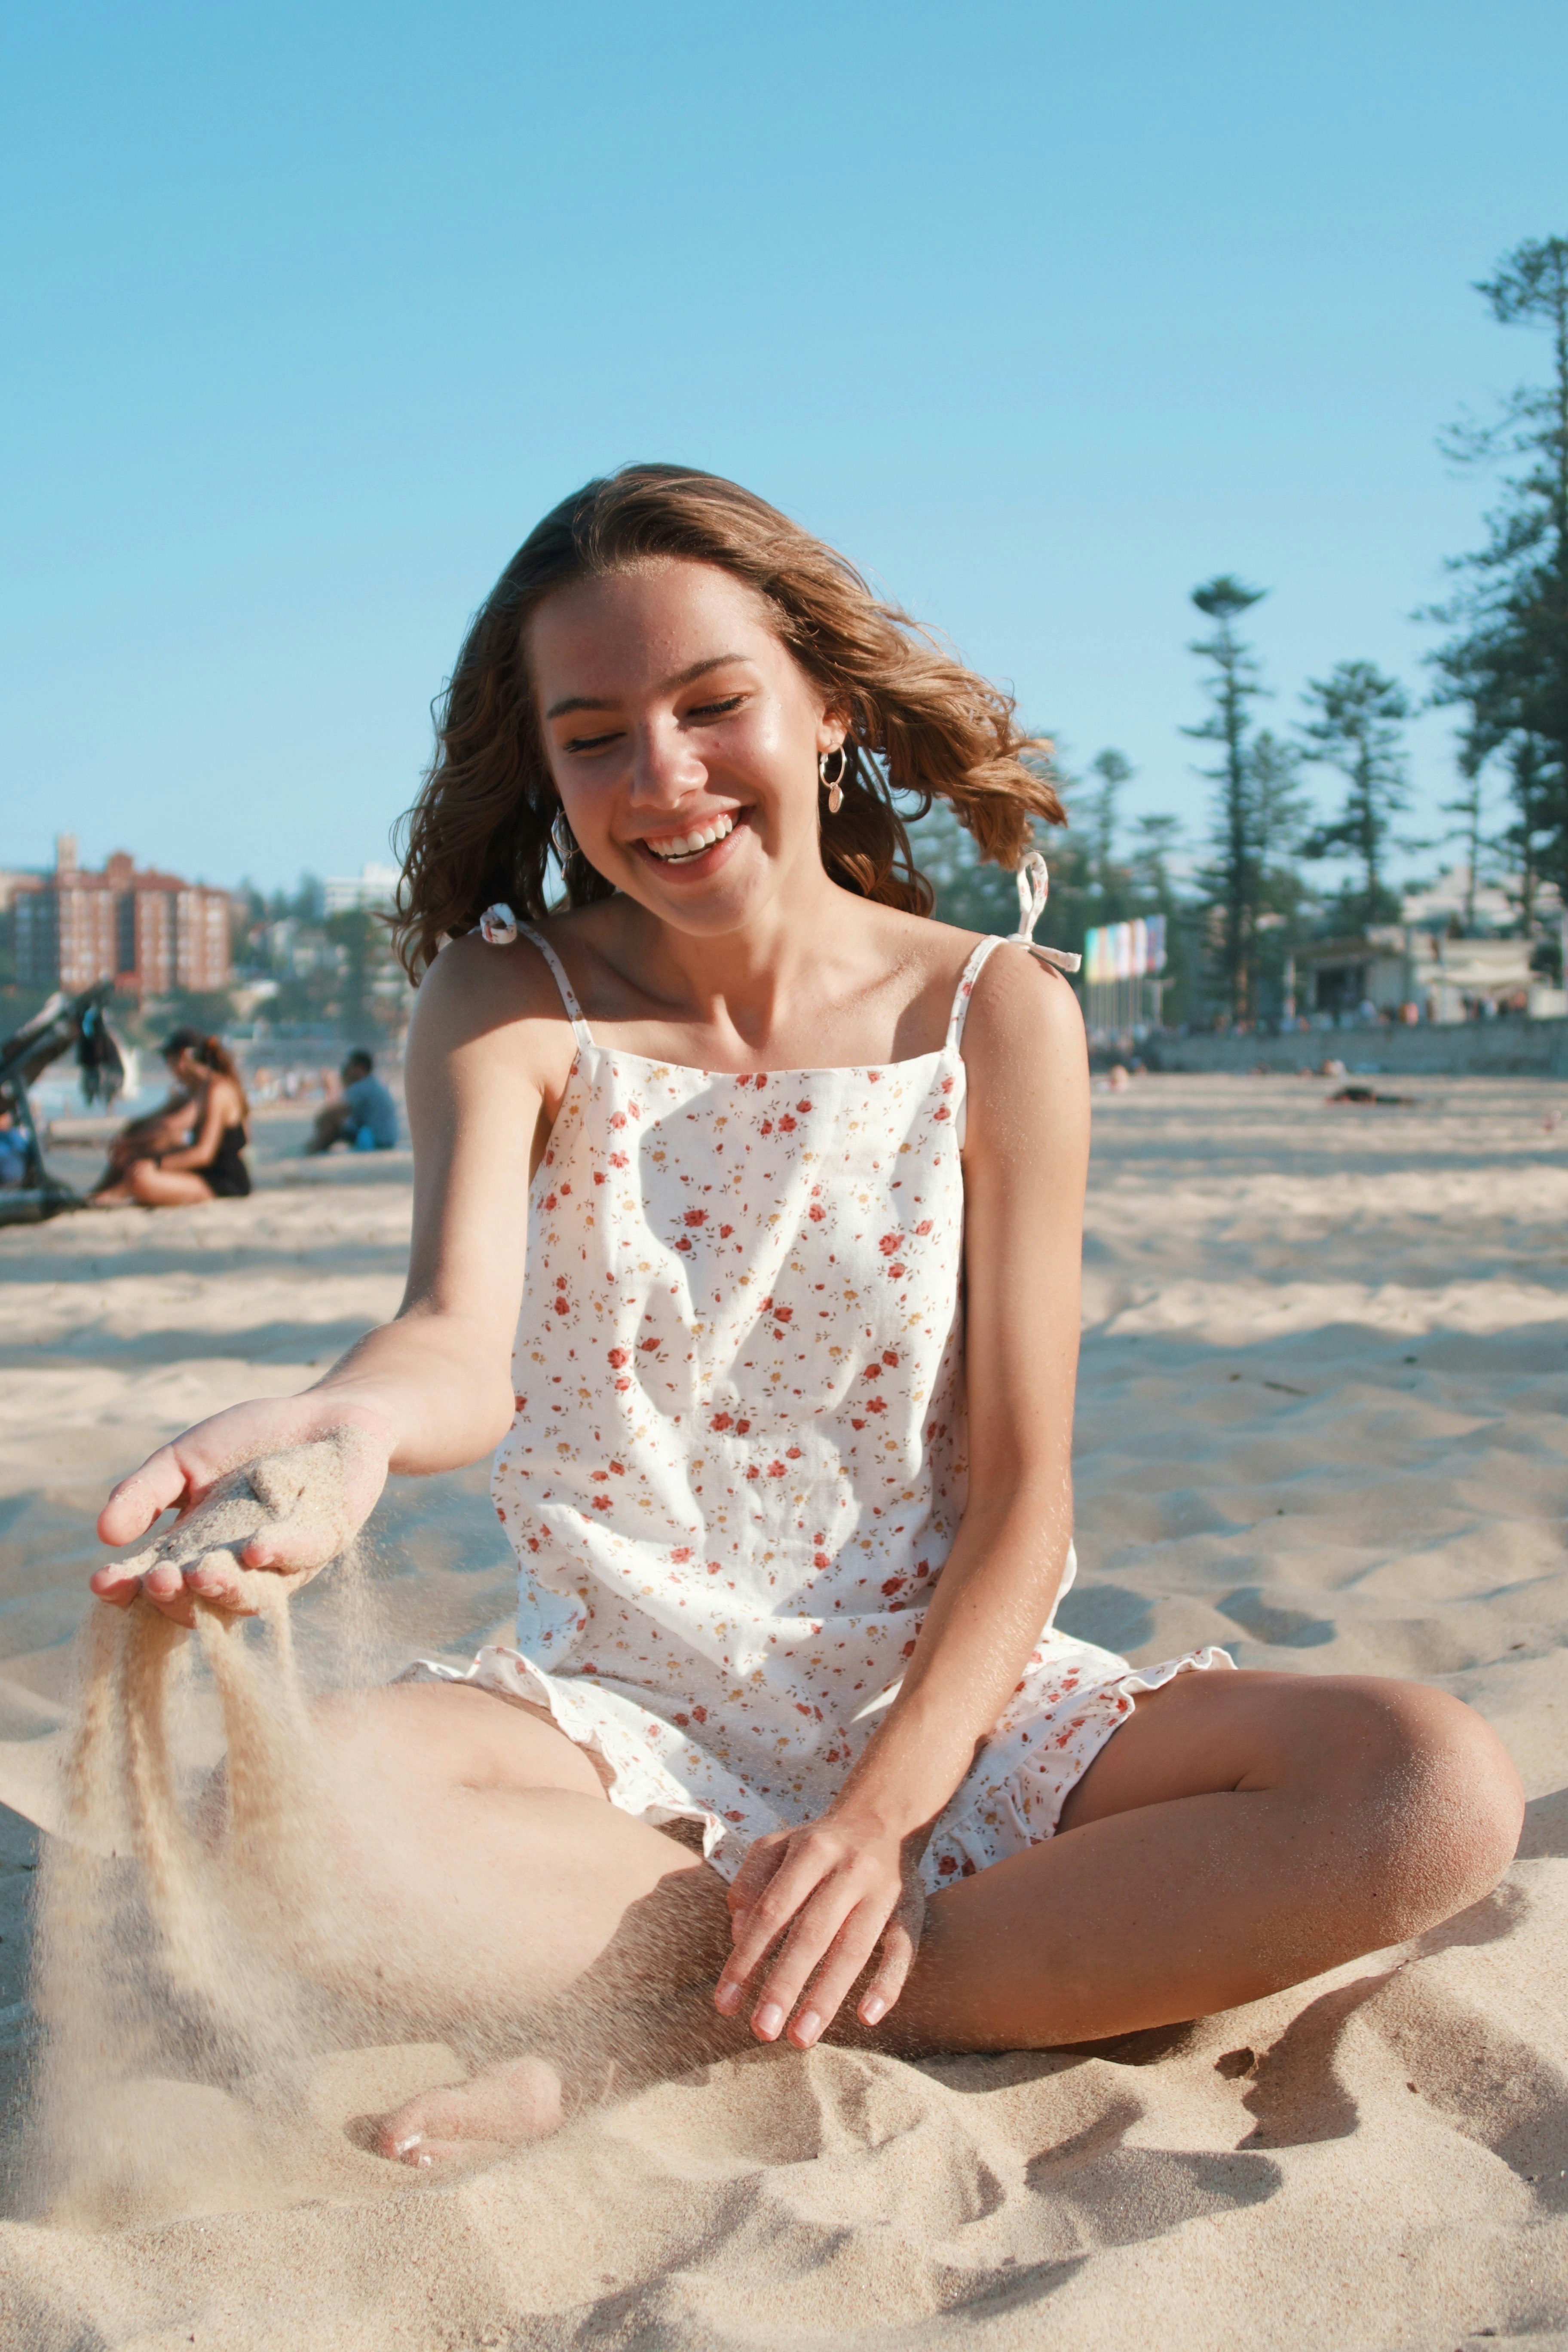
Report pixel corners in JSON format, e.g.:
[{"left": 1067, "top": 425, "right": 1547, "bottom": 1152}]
[
  {"left": 1291, "top": 867, "right": 1567, "bottom": 1025},
  {"left": 323, "top": 862, "right": 401, "bottom": 914}
]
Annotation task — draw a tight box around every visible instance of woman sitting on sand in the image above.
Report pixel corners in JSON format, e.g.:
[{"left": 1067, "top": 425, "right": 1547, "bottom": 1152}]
[
  {"left": 90, "top": 466, "right": 1522, "bottom": 2163},
  {"left": 92, "top": 1029, "right": 251, "bottom": 1207}
]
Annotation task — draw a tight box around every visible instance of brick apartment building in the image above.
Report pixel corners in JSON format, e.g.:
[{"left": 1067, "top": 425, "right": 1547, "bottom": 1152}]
[{"left": 12, "top": 839, "right": 233, "bottom": 995}]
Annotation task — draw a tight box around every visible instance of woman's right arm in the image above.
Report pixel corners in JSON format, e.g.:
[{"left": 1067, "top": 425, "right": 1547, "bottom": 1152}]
[{"left": 92, "top": 937, "right": 560, "bottom": 1616}]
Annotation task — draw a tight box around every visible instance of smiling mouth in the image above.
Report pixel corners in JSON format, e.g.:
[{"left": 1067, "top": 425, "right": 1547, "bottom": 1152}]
[{"left": 642, "top": 812, "right": 738, "bottom": 864}]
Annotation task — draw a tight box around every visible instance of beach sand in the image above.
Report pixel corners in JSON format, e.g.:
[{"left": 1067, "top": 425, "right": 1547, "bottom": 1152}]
[{"left": 1, "top": 1076, "right": 1566, "bottom": 2349}]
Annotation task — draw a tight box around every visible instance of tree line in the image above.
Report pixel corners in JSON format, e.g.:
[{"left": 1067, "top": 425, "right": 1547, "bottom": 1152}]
[{"left": 917, "top": 235, "right": 1568, "bottom": 1027}]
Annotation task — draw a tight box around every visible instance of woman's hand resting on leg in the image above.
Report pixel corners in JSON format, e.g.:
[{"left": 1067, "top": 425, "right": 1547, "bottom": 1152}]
[
  {"left": 714, "top": 1810, "right": 928, "bottom": 2049},
  {"left": 91, "top": 1400, "right": 393, "bottom": 1627}
]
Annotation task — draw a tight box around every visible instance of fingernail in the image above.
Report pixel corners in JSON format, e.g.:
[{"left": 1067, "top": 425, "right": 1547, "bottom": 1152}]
[
  {"left": 793, "top": 2009, "right": 822, "bottom": 2046},
  {"left": 861, "top": 1994, "right": 887, "bottom": 2025},
  {"left": 394, "top": 2133, "right": 423, "bottom": 2156},
  {"left": 755, "top": 2003, "right": 784, "bottom": 2040},
  {"left": 714, "top": 1980, "right": 742, "bottom": 2015}
]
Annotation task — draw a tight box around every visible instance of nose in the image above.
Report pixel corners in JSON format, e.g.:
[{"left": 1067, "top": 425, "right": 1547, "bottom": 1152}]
[{"left": 628, "top": 713, "right": 707, "bottom": 814}]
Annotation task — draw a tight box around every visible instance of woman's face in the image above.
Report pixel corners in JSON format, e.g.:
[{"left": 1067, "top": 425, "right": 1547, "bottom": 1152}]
[
  {"left": 167, "top": 1048, "right": 202, "bottom": 1088},
  {"left": 528, "top": 559, "right": 844, "bottom": 936}
]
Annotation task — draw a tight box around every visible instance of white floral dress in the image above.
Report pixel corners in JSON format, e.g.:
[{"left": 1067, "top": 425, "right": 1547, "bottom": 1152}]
[{"left": 411, "top": 920, "right": 1229, "bottom": 1892}]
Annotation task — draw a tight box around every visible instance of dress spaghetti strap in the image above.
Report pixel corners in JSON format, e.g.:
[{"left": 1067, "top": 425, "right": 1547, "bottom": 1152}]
[
  {"left": 944, "top": 851, "right": 1083, "bottom": 1052},
  {"left": 516, "top": 925, "right": 595, "bottom": 1049},
  {"left": 945, "top": 937, "right": 1008, "bottom": 1051}
]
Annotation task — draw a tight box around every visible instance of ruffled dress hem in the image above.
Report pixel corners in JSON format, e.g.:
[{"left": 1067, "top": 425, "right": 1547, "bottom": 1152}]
[{"left": 396, "top": 1639, "right": 1236, "bottom": 1893}]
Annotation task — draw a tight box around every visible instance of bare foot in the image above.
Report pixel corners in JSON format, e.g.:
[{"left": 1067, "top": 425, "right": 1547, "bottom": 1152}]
[{"left": 373, "top": 2054, "right": 570, "bottom": 2167}]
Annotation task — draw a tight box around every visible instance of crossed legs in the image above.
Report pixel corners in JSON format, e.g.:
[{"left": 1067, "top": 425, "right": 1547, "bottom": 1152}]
[{"left": 295, "top": 1671, "right": 1522, "bottom": 2165}]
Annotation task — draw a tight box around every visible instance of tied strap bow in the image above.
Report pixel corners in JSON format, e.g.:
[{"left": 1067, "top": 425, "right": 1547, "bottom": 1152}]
[{"left": 1012, "top": 852, "right": 1081, "bottom": 973}]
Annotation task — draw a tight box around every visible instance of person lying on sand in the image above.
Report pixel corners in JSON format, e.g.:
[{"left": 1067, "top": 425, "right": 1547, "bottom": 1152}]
[
  {"left": 89, "top": 465, "right": 1523, "bottom": 2166},
  {"left": 92, "top": 1030, "right": 251, "bottom": 1207}
]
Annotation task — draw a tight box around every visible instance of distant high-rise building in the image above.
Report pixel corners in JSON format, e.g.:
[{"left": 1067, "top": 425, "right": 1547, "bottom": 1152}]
[{"left": 13, "top": 845, "right": 234, "bottom": 995}]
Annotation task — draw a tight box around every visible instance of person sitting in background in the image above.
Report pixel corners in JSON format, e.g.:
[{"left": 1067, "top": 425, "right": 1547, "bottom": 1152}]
[
  {"left": 306, "top": 1050, "right": 399, "bottom": 1154},
  {"left": 0, "top": 1095, "right": 31, "bottom": 1190},
  {"left": 90, "top": 1031, "right": 251, "bottom": 1207}
]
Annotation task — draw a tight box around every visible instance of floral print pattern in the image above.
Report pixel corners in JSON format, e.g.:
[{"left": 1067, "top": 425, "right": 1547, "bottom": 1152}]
[{"left": 413, "top": 928, "right": 1229, "bottom": 1890}]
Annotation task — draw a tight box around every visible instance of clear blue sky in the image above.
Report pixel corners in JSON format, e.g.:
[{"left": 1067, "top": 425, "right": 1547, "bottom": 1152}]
[{"left": 4, "top": 0, "right": 1565, "bottom": 894}]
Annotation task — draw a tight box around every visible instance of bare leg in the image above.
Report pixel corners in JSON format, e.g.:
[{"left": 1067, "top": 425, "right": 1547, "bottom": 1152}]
[
  {"left": 298, "top": 1685, "right": 738, "bottom": 2163},
  {"left": 92, "top": 1159, "right": 217, "bottom": 1208},
  {"left": 307, "top": 1673, "right": 1520, "bottom": 2163},
  {"left": 878, "top": 1669, "right": 1523, "bottom": 2052},
  {"left": 306, "top": 1106, "right": 352, "bottom": 1155}
]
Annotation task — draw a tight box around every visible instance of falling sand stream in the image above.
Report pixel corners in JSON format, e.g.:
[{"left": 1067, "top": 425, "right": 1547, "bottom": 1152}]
[{"left": 24, "top": 1441, "right": 481, "bottom": 2222}]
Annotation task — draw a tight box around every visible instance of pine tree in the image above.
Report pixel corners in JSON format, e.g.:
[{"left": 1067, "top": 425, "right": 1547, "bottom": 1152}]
[
  {"left": 1501, "top": 731, "right": 1553, "bottom": 939},
  {"left": 1080, "top": 750, "right": 1134, "bottom": 910},
  {"left": 1249, "top": 731, "right": 1311, "bottom": 880},
  {"left": 1185, "top": 576, "right": 1269, "bottom": 1019},
  {"left": 1427, "top": 236, "right": 1568, "bottom": 897},
  {"left": 1128, "top": 812, "right": 1182, "bottom": 905},
  {"left": 1297, "top": 661, "right": 1411, "bottom": 928},
  {"left": 1439, "top": 735, "right": 1488, "bottom": 933}
]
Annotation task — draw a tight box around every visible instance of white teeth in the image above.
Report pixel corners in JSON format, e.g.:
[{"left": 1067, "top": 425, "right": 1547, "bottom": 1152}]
[{"left": 648, "top": 815, "right": 735, "bottom": 861}]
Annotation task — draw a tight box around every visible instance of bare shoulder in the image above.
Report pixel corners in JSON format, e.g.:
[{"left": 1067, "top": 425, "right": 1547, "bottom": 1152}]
[
  {"left": 858, "top": 903, "right": 991, "bottom": 1032},
  {"left": 959, "top": 944, "right": 1090, "bottom": 1144},
  {"left": 404, "top": 928, "right": 579, "bottom": 1085}
]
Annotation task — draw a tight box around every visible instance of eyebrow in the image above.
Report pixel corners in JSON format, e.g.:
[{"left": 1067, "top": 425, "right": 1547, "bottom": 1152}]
[{"left": 544, "top": 653, "right": 751, "bottom": 722}]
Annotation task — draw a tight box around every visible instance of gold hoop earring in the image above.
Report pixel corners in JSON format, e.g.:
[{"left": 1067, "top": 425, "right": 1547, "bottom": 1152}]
[{"left": 819, "top": 746, "right": 847, "bottom": 815}]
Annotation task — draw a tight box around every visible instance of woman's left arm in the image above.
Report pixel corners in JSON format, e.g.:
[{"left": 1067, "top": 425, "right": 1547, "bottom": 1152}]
[{"left": 716, "top": 949, "right": 1091, "bottom": 2046}]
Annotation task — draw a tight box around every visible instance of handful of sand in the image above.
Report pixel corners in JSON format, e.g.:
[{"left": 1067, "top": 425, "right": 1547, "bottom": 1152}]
[{"left": 108, "top": 1429, "right": 383, "bottom": 1617}]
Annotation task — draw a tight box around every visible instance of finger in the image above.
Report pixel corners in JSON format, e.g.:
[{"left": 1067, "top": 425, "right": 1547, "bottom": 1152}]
[
  {"left": 183, "top": 1550, "right": 254, "bottom": 1612},
  {"left": 89, "top": 1543, "right": 159, "bottom": 1603},
  {"left": 98, "top": 1451, "right": 190, "bottom": 1546},
  {"left": 726, "top": 1835, "right": 789, "bottom": 1921},
  {"left": 88, "top": 1572, "right": 140, "bottom": 1611},
  {"left": 714, "top": 1872, "right": 823, "bottom": 2012},
  {"left": 238, "top": 1507, "right": 347, "bottom": 1572},
  {"left": 857, "top": 1915, "right": 920, "bottom": 2030},
  {"left": 140, "top": 1556, "right": 192, "bottom": 1603},
  {"left": 715, "top": 1845, "right": 841, "bottom": 2007},
  {"left": 746, "top": 1881, "right": 864, "bottom": 2042},
  {"left": 787, "top": 1908, "right": 889, "bottom": 2048}
]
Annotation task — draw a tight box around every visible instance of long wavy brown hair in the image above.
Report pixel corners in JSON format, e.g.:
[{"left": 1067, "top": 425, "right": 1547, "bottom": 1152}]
[{"left": 393, "top": 464, "right": 1064, "bottom": 977}]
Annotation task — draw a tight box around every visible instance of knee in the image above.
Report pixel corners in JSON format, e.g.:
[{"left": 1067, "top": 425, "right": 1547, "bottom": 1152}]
[
  {"left": 1332, "top": 1679, "right": 1523, "bottom": 1928},
  {"left": 127, "top": 1160, "right": 159, "bottom": 1202}
]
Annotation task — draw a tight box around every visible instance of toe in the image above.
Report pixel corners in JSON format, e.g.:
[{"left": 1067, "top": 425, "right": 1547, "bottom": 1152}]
[
  {"left": 400, "top": 2134, "right": 505, "bottom": 2170},
  {"left": 371, "top": 2056, "right": 566, "bottom": 2163}
]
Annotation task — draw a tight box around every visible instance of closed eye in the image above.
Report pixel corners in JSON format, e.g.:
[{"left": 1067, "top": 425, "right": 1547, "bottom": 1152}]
[{"left": 563, "top": 694, "right": 744, "bottom": 753}]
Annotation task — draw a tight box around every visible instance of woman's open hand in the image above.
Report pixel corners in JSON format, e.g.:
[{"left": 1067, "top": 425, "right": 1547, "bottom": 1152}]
[
  {"left": 713, "top": 1810, "right": 927, "bottom": 2049},
  {"left": 91, "top": 1397, "right": 393, "bottom": 1627}
]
